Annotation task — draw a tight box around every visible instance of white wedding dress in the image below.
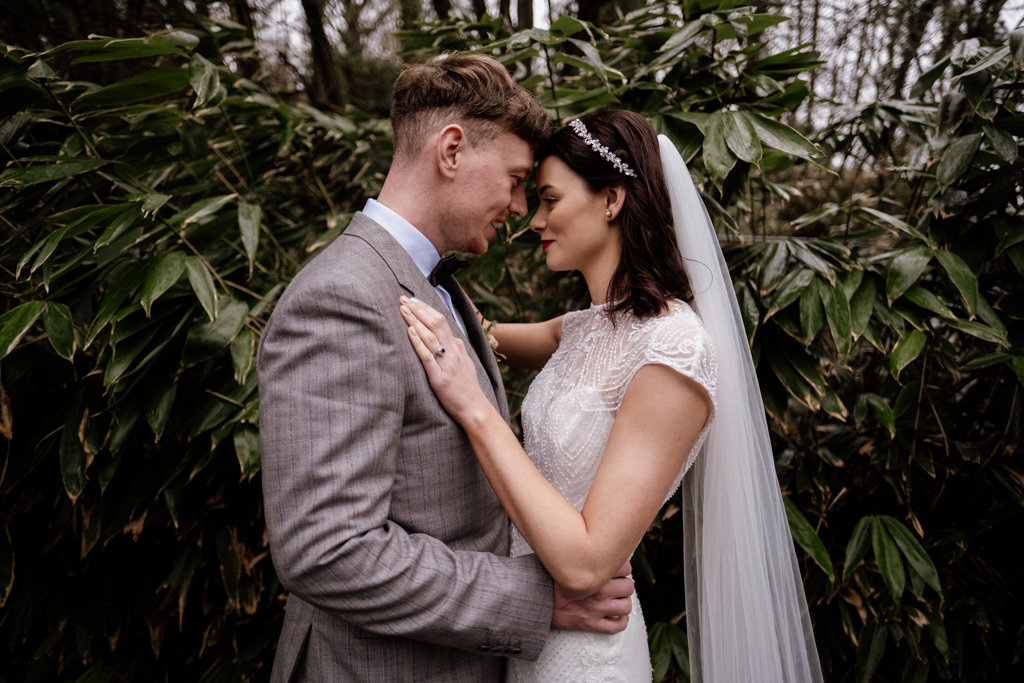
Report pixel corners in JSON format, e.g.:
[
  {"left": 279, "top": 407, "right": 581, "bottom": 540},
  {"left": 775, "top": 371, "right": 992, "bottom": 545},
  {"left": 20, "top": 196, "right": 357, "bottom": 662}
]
[{"left": 508, "top": 299, "right": 718, "bottom": 682}]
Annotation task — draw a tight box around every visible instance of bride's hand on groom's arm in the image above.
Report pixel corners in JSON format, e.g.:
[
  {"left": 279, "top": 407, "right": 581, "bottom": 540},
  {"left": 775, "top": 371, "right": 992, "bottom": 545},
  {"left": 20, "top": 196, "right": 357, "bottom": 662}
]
[{"left": 551, "top": 560, "right": 634, "bottom": 634}]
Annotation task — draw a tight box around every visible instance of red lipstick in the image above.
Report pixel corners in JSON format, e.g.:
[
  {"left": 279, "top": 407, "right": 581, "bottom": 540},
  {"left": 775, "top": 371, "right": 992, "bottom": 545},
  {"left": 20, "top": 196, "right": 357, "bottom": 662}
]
[{"left": 541, "top": 240, "right": 554, "bottom": 251}]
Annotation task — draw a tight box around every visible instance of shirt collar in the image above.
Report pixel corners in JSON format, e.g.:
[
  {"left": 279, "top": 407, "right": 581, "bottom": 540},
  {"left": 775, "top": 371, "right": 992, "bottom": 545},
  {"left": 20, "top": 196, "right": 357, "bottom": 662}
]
[{"left": 362, "top": 198, "right": 440, "bottom": 278}]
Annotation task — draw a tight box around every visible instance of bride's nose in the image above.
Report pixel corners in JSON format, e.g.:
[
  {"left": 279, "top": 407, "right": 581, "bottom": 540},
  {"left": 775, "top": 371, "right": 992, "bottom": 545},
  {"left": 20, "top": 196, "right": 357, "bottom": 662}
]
[{"left": 529, "top": 210, "right": 545, "bottom": 233}]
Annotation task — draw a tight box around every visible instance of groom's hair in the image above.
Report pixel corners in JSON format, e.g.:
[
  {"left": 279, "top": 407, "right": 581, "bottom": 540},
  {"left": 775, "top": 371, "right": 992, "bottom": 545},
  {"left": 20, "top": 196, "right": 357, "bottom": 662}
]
[{"left": 390, "top": 53, "right": 549, "bottom": 159}]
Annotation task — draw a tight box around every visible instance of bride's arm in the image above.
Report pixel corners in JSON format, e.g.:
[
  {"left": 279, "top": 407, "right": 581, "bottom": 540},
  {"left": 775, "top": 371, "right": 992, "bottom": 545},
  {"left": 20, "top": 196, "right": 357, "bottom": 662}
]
[
  {"left": 401, "top": 296, "right": 711, "bottom": 599},
  {"left": 468, "top": 300, "right": 562, "bottom": 370},
  {"left": 485, "top": 318, "right": 562, "bottom": 370}
]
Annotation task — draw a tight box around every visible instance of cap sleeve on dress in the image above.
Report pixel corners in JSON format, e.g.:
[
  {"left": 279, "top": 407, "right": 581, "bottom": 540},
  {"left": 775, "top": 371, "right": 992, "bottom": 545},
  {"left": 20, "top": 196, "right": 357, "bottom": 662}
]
[{"left": 630, "top": 304, "right": 719, "bottom": 412}]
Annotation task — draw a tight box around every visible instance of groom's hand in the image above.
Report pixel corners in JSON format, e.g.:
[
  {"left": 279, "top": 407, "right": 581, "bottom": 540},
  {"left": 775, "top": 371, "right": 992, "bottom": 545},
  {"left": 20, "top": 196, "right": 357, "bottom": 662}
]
[{"left": 550, "top": 561, "right": 634, "bottom": 634}]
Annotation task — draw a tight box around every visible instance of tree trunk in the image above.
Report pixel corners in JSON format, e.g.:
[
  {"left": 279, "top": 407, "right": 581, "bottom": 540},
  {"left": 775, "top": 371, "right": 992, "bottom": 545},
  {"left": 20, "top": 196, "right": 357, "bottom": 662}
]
[
  {"left": 889, "top": 0, "right": 940, "bottom": 98},
  {"left": 967, "top": 0, "right": 1007, "bottom": 42},
  {"left": 398, "top": 0, "right": 421, "bottom": 29},
  {"left": 432, "top": 0, "right": 452, "bottom": 21},
  {"left": 230, "top": 0, "right": 256, "bottom": 35},
  {"left": 299, "top": 0, "right": 347, "bottom": 108},
  {"left": 517, "top": 0, "right": 532, "bottom": 28},
  {"left": 228, "top": 0, "right": 262, "bottom": 79}
]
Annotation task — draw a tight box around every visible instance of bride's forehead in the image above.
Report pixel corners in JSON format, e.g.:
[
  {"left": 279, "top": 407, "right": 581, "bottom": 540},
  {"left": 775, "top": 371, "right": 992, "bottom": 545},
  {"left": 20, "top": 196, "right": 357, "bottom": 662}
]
[{"left": 536, "top": 156, "right": 578, "bottom": 185}]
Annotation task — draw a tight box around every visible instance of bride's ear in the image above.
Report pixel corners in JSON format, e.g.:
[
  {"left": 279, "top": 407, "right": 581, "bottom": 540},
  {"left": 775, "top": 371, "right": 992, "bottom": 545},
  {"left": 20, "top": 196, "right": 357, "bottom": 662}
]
[{"left": 603, "top": 185, "right": 626, "bottom": 222}]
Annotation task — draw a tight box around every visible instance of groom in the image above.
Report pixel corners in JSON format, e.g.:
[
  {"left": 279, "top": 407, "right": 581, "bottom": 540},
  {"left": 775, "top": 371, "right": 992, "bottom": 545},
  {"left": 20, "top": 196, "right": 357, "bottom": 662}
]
[{"left": 258, "top": 53, "right": 634, "bottom": 681}]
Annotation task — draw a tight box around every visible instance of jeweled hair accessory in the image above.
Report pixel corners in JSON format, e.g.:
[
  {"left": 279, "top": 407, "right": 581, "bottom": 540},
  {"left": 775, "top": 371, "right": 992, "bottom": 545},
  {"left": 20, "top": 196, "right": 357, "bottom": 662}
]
[{"left": 569, "top": 118, "right": 637, "bottom": 178}]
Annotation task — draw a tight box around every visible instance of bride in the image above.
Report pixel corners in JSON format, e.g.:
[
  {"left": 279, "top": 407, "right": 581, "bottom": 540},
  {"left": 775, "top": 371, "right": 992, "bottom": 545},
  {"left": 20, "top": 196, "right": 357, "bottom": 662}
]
[{"left": 399, "top": 111, "right": 823, "bottom": 682}]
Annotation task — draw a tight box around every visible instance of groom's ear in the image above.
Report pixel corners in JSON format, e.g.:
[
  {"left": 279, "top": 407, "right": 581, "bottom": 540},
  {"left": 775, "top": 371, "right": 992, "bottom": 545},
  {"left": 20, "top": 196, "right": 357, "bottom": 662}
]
[
  {"left": 604, "top": 185, "right": 626, "bottom": 221},
  {"left": 436, "top": 124, "right": 466, "bottom": 180}
]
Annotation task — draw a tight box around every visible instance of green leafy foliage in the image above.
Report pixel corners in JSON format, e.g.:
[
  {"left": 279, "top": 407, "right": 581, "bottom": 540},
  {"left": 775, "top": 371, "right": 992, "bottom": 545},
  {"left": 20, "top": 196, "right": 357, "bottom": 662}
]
[{"left": 0, "top": 20, "right": 390, "bottom": 681}]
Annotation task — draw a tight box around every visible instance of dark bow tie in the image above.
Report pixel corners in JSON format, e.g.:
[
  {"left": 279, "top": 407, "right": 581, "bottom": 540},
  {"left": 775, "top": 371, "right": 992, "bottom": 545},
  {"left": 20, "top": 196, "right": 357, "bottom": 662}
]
[{"left": 429, "top": 254, "right": 469, "bottom": 286}]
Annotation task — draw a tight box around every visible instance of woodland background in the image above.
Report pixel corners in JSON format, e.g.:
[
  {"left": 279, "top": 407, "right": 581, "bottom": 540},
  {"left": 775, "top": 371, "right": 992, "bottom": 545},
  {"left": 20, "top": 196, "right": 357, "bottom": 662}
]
[{"left": 0, "top": 0, "right": 1022, "bottom": 681}]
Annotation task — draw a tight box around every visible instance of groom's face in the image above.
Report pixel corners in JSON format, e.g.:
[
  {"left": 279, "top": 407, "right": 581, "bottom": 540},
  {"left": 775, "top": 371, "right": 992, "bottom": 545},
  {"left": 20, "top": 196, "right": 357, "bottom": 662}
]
[{"left": 441, "top": 131, "right": 533, "bottom": 255}]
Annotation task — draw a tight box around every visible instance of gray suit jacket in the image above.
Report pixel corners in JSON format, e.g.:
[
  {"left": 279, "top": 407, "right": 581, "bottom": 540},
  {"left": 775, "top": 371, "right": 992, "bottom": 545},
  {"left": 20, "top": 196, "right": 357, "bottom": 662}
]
[{"left": 258, "top": 213, "right": 553, "bottom": 682}]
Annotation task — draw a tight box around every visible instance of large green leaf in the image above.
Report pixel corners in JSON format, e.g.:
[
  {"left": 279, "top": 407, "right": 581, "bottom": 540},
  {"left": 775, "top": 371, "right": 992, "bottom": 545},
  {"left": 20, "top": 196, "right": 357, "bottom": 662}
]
[
  {"left": 0, "top": 301, "right": 45, "bottom": 358},
  {"left": 849, "top": 275, "right": 877, "bottom": 338},
  {"left": 858, "top": 206, "right": 932, "bottom": 244},
  {"left": 140, "top": 252, "right": 187, "bottom": 317},
  {"left": 52, "top": 31, "right": 199, "bottom": 63},
  {"left": 935, "top": 133, "right": 983, "bottom": 189},
  {"left": 886, "top": 245, "right": 932, "bottom": 304},
  {"left": 184, "top": 256, "right": 218, "bottom": 322},
  {"left": 864, "top": 394, "right": 896, "bottom": 437},
  {"left": 799, "top": 276, "right": 824, "bottom": 342},
  {"left": 903, "top": 284, "right": 955, "bottom": 319},
  {"left": 784, "top": 497, "right": 835, "bottom": 580},
  {"left": 76, "top": 67, "right": 190, "bottom": 106},
  {"left": 910, "top": 55, "right": 950, "bottom": 98},
  {"left": 1012, "top": 27, "right": 1024, "bottom": 68},
  {"left": 757, "top": 241, "right": 789, "bottom": 295},
  {"left": 702, "top": 113, "right": 736, "bottom": 189},
  {"left": 723, "top": 111, "right": 762, "bottom": 163},
  {"left": 233, "top": 425, "right": 261, "bottom": 476},
  {"left": 144, "top": 382, "right": 176, "bottom": 440},
  {"left": 649, "top": 620, "right": 689, "bottom": 682},
  {"left": 238, "top": 202, "right": 262, "bottom": 274},
  {"left": 171, "top": 194, "right": 235, "bottom": 227},
  {"left": 60, "top": 392, "right": 88, "bottom": 503},
  {"left": 879, "top": 516, "right": 942, "bottom": 595},
  {"left": 890, "top": 329, "right": 927, "bottom": 380},
  {"left": 231, "top": 328, "right": 256, "bottom": 385},
  {"left": 764, "top": 268, "right": 814, "bottom": 319},
  {"left": 982, "top": 123, "right": 1018, "bottom": 164},
  {"left": 182, "top": 299, "right": 249, "bottom": 367},
  {"left": 189, "top": 53, "right": 223, "bottom": 108},
  {"left": 85, "top": 262, "right": 146, "bottom": 348},
  {"left": 0, "top": 159, "right": 109, "bottom": 188},
  {"left": 567, "top": 38, "right": 613, "bottom": 87},
  {"left": 767, "top": 351, "right": 820, "bottom": 411},
  {"left": 43, "top": 302, "right": 75, "bottom": 360},
  {"left": 871, "top": 516, "right": 905, "bottom": 601},
  {"left": 747, "top": 112, "right": 819, "bottom": 157},
  {"left": 946, "top": 318, "right": 1008, "bottom": 345},
  {"left": 843, "top": 516, "right": 872, "bottom": 580},
  {"left": 790, "top": 239, "right": 834, "bottom": 283},
  {"left": 822, "top": 278, "right": 853, "bottom": 353},
  {"left": 934, "top": 249, "right": 979, "bottom": 316}
]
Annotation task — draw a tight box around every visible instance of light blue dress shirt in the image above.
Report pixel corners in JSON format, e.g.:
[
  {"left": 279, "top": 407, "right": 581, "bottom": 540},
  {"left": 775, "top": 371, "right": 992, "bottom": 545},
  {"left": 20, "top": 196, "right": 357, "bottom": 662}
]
[{"left": 362, "top": 198, "right": 466, "bottom": 335}]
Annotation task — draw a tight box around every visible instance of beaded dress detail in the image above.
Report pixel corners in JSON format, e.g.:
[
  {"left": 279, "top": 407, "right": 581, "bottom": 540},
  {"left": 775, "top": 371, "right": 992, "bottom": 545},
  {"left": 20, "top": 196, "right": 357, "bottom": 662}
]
[{"left": 508, "top": 299, "right": 718, "bottom": 682}]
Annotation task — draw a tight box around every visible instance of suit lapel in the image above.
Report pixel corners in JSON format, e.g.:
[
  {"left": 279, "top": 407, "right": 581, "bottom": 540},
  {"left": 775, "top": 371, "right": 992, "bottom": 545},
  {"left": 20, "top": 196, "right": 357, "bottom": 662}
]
[
  {"left": 444, "top": 276, "right": 510, "bottom": 422},
  {"left": 343, "top": 214, "right": 508, "bottom": 420}
]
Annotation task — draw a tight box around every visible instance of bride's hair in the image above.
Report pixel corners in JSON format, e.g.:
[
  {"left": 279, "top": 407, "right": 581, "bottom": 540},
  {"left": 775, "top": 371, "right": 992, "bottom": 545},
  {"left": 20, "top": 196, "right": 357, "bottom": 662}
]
[{"left": 538, "top": 110, "right": 692, "bottom": 317}]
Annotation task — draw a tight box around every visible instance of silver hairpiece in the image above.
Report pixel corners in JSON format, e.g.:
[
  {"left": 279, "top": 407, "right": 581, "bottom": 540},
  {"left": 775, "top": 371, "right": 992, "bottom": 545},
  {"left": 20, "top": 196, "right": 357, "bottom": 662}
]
[{"left": 568, "top": 118, "right": 637, "bottom": 178}]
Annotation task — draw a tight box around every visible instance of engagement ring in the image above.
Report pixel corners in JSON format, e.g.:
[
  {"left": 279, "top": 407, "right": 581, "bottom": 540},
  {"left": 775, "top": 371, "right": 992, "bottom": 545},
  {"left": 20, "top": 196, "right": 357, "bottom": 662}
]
[{"left": 433, "top": 346, "right": 446, "bottom": 358}]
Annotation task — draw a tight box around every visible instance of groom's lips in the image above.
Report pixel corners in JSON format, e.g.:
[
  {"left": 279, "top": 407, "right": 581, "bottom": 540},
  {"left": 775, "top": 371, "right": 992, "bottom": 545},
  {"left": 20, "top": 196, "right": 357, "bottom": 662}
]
[{"left": 541, "top": 240, "right": 554, "bottom": 251}]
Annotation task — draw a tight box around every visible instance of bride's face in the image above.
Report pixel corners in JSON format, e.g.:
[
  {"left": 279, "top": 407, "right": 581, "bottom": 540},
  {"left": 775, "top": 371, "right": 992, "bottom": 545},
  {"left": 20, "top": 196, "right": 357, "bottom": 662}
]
[{"left": 530, "top": 156, "right": 621, "bottom": 277}]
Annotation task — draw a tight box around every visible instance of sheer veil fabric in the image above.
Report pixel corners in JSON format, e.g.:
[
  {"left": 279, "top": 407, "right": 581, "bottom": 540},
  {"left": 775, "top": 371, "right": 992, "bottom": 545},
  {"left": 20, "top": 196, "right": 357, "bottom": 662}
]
[{"left": 658, "top": 135, "right": 824, "bottom": 682}]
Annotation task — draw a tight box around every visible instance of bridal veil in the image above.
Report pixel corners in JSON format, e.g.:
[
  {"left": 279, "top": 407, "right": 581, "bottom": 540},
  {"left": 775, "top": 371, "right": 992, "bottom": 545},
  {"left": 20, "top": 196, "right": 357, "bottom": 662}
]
[{"left": 658, "top": 135, "right": 824, "bottom": 683}]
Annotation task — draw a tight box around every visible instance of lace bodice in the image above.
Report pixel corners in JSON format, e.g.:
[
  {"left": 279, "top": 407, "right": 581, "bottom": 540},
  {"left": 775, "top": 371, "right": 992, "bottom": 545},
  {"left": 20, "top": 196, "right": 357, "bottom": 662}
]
[
  {"left": 507, "top": 299, "right": 718, "bottom": 682},
  {"left": 520, "top": 298, "right": 717, "bottom": 513}
]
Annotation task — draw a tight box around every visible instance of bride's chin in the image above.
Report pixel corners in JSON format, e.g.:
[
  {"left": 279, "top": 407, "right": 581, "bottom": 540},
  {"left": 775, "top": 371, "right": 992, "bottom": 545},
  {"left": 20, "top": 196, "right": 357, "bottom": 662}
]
[{"left": 543, "top": 256, "right": 568, "bottom": 272}]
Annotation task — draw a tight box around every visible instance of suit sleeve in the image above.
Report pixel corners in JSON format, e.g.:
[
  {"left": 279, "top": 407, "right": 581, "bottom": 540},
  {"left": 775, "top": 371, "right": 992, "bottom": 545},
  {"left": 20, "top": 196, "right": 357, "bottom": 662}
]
[{"left": 258, "top": 261, "right": 553, "bottom": 658}]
